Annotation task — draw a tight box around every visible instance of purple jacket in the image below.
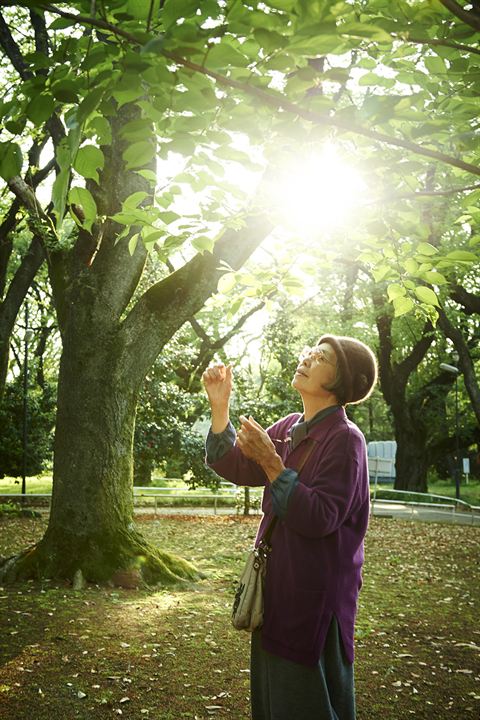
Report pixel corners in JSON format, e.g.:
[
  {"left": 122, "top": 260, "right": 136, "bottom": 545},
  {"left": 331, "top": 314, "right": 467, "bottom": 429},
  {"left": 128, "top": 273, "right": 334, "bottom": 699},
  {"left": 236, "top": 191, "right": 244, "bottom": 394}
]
[{"left": 209, "top": 407, "right": 370, "bottom": 667}]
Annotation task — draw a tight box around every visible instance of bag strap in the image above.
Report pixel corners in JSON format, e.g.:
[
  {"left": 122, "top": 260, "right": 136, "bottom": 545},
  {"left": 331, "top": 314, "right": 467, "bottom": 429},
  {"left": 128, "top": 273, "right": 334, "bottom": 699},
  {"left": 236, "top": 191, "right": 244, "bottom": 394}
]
[{"left": 262, "top": 438, "right": 316, "bottom": 546}]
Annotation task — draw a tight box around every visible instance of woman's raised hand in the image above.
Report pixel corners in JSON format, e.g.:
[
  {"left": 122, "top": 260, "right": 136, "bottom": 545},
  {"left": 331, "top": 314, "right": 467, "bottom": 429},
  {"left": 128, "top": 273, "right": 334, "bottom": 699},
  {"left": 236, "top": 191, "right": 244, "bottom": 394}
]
[{"left": 202, "top": 363, "right": 233, "bottom": 408}]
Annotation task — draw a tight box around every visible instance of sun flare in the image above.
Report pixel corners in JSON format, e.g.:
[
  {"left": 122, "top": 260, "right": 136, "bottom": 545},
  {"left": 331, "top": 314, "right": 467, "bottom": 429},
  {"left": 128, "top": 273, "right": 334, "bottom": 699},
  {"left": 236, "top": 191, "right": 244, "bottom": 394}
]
[{"left": 270, "top": 143, "right": 367, "bottom": 238}]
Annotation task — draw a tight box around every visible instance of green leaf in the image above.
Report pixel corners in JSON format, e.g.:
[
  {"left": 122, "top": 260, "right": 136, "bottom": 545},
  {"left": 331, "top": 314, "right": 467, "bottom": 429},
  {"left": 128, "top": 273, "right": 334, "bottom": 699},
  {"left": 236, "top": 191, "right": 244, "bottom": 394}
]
[
  {"left": 421, "top": 271, "right": 448, "bottom": 285},
  {"left": 73, "top": 145, "right": 104, "bottom": 182},
  {"left": 414, "top": 286, "right": 439, "bottom": 307},
  {"left": 136, "top": 169, "right": 158, "bottom": 184},
  {"left": 25, "top": 92, "right": 55, "bottom": 125},
  {"left": 416, "top": 242, "right": 439, "bottom": 255},
  {"left": 76, "top": 87, "right": 105, "bottom": 124},
  {"left": 387, "top": 283, "right": 406, "bottom": 301},
  {"left": 445, "top": 250, "right": 477, "bottom": 262},
  {"left": 126, "top": 0, "right": 160, "bottom": 20},
  {"left": 192, "top": 236, "right": 215, "bottom": 253},
  {"left": 141, "top": 36, "right": 166, "bottom": 55},
  {"left": 49, "top": 17, "right": 77, "bottom": 30},
  {"left": 403, "top": 258, "right": 418, "bottom": 275},
  {"left": 229, "top": 297, "right": 244, "bottom": 315},
  {"left": 51, "top": 79, "right": 80, "bottom": 103},
  {"left": 265, "top": 0, "right": 296, "bottom": 9},
  {"left": 161, "top": 0, "right": 200, "bottom": 28},
  {"left": 123, "top": 191, "right": 150, "bottom": 209},
  {"left": 128, "top": 232, "right": 140, "bottom": 255},
  {"left": 393, "top": 296, "right": 414, "bottom": 317},
  {"left": 254, "top": 28, "right": 288, "bottom": 52},
  {"left": 110, "top": 211, "right": 141, "bottom": 226},
  {"left": 68, "top": 186, "right": 97, "bottom": 233},
  {"left": 0, "top": 142, "right": 22, "bottom": 180},
  {"left": 358, "top": 72, "right": 395, "bottom": 88},
  {"left": 218, "top": 272, "right": 236, "bottom": 294},
  {"left": 424, "top": 55, "right": 448, "bottom": 75},
  {"left": 158, "top": 211, "right": 180, "bottom": 225},
  {"left": 339, "top": 22, "right": 392, "bottom": 43},
  {"left": 122, "top": 141, "right": 156, "bottom": 170},
  {"left": 372, "top": 265, "right": 391, "bottom": 282},
  {"left": 142, "top": 228, "right": 164, "bottom": 249},
  {"left": 206, "top": 43, "right": 250, "bottom": 70},
  {"left": 288, "top": 33, "right": 343, "bottom": 55},
  {"left": 51, "top": 126, "right": 81, "bottom": 228}
]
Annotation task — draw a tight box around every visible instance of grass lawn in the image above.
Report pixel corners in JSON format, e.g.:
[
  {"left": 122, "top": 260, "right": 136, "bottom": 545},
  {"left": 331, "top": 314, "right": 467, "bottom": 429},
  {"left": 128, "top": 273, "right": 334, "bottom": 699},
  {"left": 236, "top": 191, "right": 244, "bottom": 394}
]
[
  {"left": 0, "top": 514, "right": 479, "bottom": 719},
  {"left": 0, "top": 475, "right": 53, "bottom": 495},
  {"left": 2, "top": 476, "right": 480, "bottom": 511}
]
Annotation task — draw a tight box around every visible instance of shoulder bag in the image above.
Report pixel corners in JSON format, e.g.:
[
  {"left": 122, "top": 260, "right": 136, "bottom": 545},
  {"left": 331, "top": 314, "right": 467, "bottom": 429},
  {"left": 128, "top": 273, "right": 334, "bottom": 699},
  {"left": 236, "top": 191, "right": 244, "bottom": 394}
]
[{"left": 231, "top": 439, "right": 316, "bottom": 632}]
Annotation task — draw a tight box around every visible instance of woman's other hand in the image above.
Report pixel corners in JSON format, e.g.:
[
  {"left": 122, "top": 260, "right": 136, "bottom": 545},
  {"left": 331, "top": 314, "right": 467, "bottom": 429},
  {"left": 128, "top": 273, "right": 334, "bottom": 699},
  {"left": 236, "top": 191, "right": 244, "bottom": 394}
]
[{"left": 237, "top": 415, "right": 285, "bottom": 482}]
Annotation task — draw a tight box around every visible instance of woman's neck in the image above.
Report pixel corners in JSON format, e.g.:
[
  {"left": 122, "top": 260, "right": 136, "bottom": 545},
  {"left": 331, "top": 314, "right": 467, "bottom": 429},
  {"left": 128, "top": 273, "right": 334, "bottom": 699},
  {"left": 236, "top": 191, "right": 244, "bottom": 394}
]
[{"left": 301, "top": 395, "right": 339, "bottom": 422}]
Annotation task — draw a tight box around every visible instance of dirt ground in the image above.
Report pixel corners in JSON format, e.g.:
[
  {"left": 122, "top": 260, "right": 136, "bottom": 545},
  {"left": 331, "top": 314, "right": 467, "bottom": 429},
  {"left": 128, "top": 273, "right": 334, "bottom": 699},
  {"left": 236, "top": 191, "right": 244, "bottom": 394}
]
[{"left": 0, "top": 513, "right": 479, "bottom": 719}]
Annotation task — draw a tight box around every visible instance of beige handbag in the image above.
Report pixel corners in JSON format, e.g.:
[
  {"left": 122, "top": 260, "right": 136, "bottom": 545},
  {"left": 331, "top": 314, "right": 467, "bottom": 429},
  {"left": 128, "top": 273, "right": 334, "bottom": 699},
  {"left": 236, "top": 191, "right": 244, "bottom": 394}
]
[{"left": 231, "top": 440, "right": 316, "bottom": 632}]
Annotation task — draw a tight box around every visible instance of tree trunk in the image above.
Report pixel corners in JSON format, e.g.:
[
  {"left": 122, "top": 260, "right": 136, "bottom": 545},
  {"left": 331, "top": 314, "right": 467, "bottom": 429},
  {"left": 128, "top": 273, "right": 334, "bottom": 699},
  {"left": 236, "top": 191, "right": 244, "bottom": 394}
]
[
  {"left": 394, "top": 417, "right": 429, "bottom": 493},
  {"left": 243, "top": 487, "right": 250, "bottom": 516},
  {"left": 0, "top": 333, "right": 198, "bottom": 587}
]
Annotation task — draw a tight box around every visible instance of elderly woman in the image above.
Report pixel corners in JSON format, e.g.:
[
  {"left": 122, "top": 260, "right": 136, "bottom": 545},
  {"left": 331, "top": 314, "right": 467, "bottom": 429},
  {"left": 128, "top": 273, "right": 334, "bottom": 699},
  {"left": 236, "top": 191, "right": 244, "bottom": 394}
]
[{"left": 202, "top": 334, "right": 377, "bottom": 720}]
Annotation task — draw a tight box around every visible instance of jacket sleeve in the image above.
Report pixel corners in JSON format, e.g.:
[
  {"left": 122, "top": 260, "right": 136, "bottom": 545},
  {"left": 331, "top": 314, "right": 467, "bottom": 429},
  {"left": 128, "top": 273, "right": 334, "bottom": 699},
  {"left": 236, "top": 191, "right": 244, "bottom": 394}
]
[
  {"left": 205, "top": 415, "right": 296, "bottom": 488},
  {"left": 282, "top": 429, "right": 367, "bottom": 538},
  {"left": 205, "top": 421, "right": 237, "bottom": 463},
  {"left": 207, "top": 442, "right": 268, "bottom": 487}
]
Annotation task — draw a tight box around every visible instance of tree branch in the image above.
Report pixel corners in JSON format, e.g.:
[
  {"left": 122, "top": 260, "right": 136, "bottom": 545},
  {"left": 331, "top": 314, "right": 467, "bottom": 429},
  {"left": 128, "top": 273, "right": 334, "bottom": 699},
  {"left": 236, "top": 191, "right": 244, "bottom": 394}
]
[
  {"left": 0, "top": 10, "right": 65, "bottom": 146},
  {"left": 118, "top": 213, "right": 273, "bottom": 388},
  {"left": 26, "top": 3, "right": 480, "bottom": 177},
  {"left": 180, "top": 298, "right": 267, "bottom": 386},
  {"left": 439, "top": 0, "right": 480, "bottom": 31},
  {"left": 404, "top": 35, "right": 480, "bottom": 57},
  {"left": 5, "top": 175, "right": 69, "bottom": 331},
  {"left": 364, "top": 183, "right": 480, "bottom": 206},
  {"left": 449, "top": 284, "right": 480, "bottom": 314},
  {"left": 0, "top": 200, "right": 20, "bottom": 302},
  {"left": 436, "top": 305, "right": 480, "bottom": 425},
  {"left": 395, "top": 322, "right": 435, "bottom": 390},
  {"left": 0, "top": 233, "right": 45, "bottom": 396},
  {"left": 371, "top": 288, "right": 394, "bottom": 405},
  {"left": 30, "top": 7, "right": 49, "bottom": 57},
  {"left": 0, "top": 11, "right": 32, "bottom": 80}
]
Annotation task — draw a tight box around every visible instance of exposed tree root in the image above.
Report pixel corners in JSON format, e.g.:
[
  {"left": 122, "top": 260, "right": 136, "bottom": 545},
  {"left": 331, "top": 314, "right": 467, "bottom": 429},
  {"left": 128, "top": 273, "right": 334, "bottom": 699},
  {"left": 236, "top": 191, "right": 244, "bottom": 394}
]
[{"left": 0, "top": 524, "right": 200, "bottom": 588}]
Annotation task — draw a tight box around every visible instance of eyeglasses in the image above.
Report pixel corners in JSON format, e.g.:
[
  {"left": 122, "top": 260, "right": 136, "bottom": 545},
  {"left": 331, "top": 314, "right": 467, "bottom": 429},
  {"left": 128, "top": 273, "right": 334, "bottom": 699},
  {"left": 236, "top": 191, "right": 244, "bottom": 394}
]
[{"left": 298, "top": 345, "right": 336, "bottom": 366}]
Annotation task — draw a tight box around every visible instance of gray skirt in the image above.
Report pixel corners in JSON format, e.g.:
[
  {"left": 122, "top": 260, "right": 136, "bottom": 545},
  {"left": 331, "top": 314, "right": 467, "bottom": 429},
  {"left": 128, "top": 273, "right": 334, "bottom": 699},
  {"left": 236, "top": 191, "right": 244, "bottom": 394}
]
[{"left": 250, "top": 615, "right": 356, "bottom": 720}]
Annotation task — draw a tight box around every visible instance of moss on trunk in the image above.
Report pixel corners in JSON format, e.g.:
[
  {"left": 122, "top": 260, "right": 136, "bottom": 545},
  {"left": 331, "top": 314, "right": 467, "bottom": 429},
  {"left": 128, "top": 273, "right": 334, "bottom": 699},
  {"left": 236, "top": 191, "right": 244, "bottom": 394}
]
[{"left": 0, "top": 522, "right": 200, "bottom": 587}]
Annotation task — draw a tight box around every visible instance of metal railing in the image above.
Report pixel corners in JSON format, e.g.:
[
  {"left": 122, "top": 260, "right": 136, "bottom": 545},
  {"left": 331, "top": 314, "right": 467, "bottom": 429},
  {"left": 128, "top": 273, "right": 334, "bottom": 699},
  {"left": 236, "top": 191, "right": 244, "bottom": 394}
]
[
  {"left": 2, "top": 486, "right": 477, "bottom": 523},
  {"left": 370, "top": 488, "right": 478, "bottom": 524},
  {"left": 0, "top": 482, "right": 265, "bottom": 516}
]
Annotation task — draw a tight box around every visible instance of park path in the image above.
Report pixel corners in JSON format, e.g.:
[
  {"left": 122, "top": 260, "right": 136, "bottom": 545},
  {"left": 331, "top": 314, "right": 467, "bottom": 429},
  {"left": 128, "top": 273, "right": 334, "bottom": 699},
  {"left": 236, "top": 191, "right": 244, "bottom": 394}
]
[
  {"left": 132, "top": 501, "right": 480, "bottom": 527},
  {"left": 13, "top": 499, "right": 480, "bottom": 526}
]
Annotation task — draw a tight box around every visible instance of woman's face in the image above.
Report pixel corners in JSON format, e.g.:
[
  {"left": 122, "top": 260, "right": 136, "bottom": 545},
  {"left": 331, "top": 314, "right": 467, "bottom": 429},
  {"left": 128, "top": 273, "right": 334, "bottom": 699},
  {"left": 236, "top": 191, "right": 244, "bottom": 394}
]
[{"left": 291, "top": 342, "right": 338, "bottom": 398}]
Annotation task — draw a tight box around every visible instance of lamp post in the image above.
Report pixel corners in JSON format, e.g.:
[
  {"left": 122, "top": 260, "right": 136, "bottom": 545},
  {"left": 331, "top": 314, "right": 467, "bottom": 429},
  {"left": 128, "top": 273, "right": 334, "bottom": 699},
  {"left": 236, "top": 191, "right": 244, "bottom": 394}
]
[{"left": 440, "top": 355, "right": 460, "bottom": 500}]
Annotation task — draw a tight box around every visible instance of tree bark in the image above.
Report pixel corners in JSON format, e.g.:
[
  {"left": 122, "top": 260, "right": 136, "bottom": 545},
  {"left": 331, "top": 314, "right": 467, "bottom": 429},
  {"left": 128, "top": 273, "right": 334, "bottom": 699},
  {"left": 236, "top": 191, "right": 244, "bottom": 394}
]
[
  {"left": 0, "top": 235, "right": 45, "bottom": 398},
  {"left": 394, "top": 418, "right": 429, "bottom": 493},
  {"left": 0, "top": 323, "right": 197, "bottom": 586},
  {"left": 437, "top": 306, "right": 480, "bottom": 426},
  {"left": 372, "top": 288, "right": 435, "bottom": 491}
]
